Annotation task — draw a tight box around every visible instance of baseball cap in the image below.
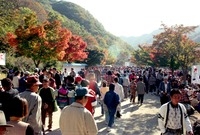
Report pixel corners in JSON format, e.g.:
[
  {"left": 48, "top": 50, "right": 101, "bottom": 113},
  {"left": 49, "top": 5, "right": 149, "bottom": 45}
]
[
  {"left": 0, "top": 111, "right": 13, "bottom": 127},
  {"left": 75, "top": 76, "right": 83, "bottom": 82},
  {"left": 75, "top": 87, "right": 93, "bottom": 97}
]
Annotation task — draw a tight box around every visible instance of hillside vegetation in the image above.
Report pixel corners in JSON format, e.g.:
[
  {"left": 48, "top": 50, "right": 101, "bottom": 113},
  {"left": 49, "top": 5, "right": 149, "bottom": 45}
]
[{"left": 0, "top": 0, "right": 133, "bottom": 68}]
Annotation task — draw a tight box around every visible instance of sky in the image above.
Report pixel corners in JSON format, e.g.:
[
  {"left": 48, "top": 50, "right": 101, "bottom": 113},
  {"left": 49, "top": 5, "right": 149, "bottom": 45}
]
[{"left": 65, "top": 0, "right": 200, "bottom": 37}]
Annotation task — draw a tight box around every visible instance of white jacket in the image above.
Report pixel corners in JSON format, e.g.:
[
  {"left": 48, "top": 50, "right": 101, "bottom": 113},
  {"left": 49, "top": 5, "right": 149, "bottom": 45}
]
[
  {"left": 114, "top": 83, "right": 124, "bottom": 102},
  {"left": 158, "top": 102, "right": 193, "bottom": 135}
]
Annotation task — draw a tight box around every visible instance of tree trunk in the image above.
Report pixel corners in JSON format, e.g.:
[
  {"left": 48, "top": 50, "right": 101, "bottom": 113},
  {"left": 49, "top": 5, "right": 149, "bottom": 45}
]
[{"left": 33, "top": 59, "right": 40, "bottom": 68}]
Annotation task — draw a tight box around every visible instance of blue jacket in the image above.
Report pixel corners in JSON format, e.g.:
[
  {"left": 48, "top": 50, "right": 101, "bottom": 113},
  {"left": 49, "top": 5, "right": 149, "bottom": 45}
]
[
  {"left": 104, "top": 90, "right": 120, "bottom": 109},
  {"left": 159, "top": 81, "right": 171, "bottom": 97}
]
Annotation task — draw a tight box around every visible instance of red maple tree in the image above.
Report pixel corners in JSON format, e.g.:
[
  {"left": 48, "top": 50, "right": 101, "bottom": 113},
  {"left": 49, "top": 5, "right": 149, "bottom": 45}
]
[{"left": 5, "top": 20, "right": 88, "bottom": 67}]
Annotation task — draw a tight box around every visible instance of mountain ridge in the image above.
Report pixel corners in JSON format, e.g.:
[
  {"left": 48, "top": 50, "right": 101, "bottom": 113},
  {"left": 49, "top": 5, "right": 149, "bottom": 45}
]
[{"left": 120, "top": 26, "right": 200, "bottom": 48}]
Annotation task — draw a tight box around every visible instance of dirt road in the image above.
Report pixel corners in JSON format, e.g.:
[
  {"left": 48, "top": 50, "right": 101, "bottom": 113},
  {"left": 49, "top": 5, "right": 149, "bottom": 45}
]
[{"left": 46, "top": 93, "right": 161, "bottom": 135}]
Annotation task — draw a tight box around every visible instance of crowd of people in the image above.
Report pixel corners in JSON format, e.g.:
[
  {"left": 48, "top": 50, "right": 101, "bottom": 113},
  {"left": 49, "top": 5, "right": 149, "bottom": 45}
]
[{"left": 0, "top": 66, "right": 200, "bottom": 135}]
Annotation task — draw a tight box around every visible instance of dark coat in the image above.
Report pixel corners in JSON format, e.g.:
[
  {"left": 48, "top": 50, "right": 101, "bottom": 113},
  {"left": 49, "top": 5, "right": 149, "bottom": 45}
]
[
  {"left": 104, "top": 90, "right": 120, "bottom": 110},
  {"left": 159, "top": 81, "right": 171, "bottom": 97}
]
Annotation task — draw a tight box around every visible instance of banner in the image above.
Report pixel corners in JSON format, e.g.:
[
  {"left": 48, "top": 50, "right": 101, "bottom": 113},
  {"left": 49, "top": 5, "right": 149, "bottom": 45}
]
[{"left": 0, "top": 53, "right": 6, "bottom": 65}]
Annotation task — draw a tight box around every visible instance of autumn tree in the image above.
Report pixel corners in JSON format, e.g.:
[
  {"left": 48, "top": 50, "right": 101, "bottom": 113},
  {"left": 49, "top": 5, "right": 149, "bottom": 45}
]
[
  {"left": 5, "top": 12, "right": 88, "bottom": 67},
  {"left": 62, "top": 35, "right": 88, "bottom": 62},
  {"left": 132, "top": 44, "right": 154, "bottom": 66},
  {"left": 152, "top": 24, "right": 200, "bottom": 82},
  {"left": 0, "top": 0, "right": 20, "bottom": 52}
]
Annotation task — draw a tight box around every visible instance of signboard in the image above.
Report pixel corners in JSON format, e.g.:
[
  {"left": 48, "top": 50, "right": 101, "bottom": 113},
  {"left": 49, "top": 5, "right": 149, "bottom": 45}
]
[
  {"left": 0, "top": 53, "right": 5, "bottom": 65},
  {"left": 191, "top": 65, "right": 200, "bottom": 84}
]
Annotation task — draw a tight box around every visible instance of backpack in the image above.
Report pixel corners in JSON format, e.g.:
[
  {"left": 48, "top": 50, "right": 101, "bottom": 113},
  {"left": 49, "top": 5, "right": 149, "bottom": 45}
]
[{"left": 58, "top": 87, "right": 68, "bottom": 95}]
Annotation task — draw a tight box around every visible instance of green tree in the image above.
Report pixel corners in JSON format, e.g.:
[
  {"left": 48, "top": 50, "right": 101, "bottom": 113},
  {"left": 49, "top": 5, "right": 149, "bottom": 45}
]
[
  {"left": 152, "top": 24, "right": 200, "bottom": 82},
  {"left": 84, "top": 49, "right": 104, "bottom": 66},
  {"left": 132, "top": 44, "right": 154, "bottom": 66}
]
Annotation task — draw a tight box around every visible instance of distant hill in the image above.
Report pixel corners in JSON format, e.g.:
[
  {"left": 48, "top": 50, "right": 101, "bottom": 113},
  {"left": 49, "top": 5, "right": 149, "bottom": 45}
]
[
  {"left": 120, "top": 29, "right": 161, "bottom": 49},
  {"left": 120, "top": 26, "right": 200, "bottom": 49},
  {"left": 49, "top": 1, "right": 134, "bottom": 63},
  {"left": 189, "top": 26, "right": 200, "bottom": 42},
  {"left": 49, "top": 1, "right": 133, "bottom": 56}
]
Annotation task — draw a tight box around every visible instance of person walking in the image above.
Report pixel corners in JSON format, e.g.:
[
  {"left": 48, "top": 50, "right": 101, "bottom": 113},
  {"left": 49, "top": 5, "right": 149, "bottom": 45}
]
[
  {"left": 0, "top": 78, "right": 19, "bottom": 121},
  {"left": 148, "top": 73, "right": 156, "bottom": 94},
  {"left": 7, "top": 96, "right": 34, "bottom": 135},
  {"left": 18, "top": 71, "right": 30, "bottom": 93},
  {"left": 99, "top": 81, "right": 109, "bottom": 116},
  {"left": 104, "top": 83, "right": 120, "bottom": 132},
  {"left": 62, "top": 68, "right": 68, "bottom": 84},
  {"left": 39, "top": 78, "right": 58, "bottom": 131},
  {"left": 122, "top": 74, "right": 130, "bottom": 99},
  {"left": 158, "top": 90, "right": 193, "bottom": 135},
  {"left": 81, "top": 79, "right": 97, "bottom": 116},
  {"left": 130, "top": 78, "right": 137, "bottom": 104},
  {"left": 136, "top": 77, "right": 146, "bottom": 105},
  {"left": 113, "top": 77, "right": 124, "bottom": 118},
  {"left": 65, "top": 76, "right": 76, "bottom": 105},
  {"left": 159, "top": 76, "right": 171, "bottom": 105},
  {"left": 52, "top": 68, "right": 61, "bottom": 89},
  {"left": 12, "top": 70, "right": 21, "bottom": 90},
  {"left": 69, "top": 68, "right": 76, "bottom": 78},
  {"left": 59, "top": 87, "right": 98, "bottom": 135},
  {"left": 19, "top": 76, "right": 43, "bottom": 135}
]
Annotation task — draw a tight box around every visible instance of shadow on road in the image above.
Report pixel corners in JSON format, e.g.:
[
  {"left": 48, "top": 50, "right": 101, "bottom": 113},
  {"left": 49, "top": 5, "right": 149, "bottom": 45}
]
[{"left": 46, "top": 94, "right": 162, "bottom": 135}]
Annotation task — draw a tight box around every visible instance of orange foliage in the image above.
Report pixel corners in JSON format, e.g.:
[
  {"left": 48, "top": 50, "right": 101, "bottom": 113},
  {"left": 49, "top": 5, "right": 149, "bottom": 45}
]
[
  {"left": 62, "top": 35, "right": 88, "bottom": 62},
  {"left": 5, "top": 33, "right": 18, "bottom": 48},
  {"left": 5, "top": 20, "right": 88, "bottom": 63}
]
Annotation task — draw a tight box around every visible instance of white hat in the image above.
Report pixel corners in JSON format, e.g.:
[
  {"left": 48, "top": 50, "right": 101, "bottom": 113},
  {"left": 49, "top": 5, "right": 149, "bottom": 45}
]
[
  {"left": 0, "top": 111, "right": 13, "bottom": 127},
  {"left": 75, "top": 87, "right": 93, "bottom": 97}
]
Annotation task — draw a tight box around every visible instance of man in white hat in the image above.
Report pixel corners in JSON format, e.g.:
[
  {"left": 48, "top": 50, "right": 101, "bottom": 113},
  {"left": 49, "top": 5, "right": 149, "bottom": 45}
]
[{"left": 0, "top": 110, "right": 13, "bottom": 135}]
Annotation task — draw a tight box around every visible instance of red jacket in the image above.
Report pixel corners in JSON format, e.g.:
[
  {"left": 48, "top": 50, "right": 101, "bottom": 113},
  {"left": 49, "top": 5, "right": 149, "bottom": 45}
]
[{"left": 85, "top": 89, "right": 96, "bottom": 115}]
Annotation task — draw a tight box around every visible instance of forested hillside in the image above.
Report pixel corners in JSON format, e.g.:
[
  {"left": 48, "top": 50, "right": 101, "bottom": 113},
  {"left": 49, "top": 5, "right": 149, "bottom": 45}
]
[{"left": 0, "top": 0, "right": 133, "bottom": 69}]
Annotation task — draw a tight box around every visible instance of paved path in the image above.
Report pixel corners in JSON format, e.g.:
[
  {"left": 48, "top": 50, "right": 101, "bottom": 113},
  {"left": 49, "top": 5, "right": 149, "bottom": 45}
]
[{"left": 46, "top": 93, "right": 161, "bottom": 135}]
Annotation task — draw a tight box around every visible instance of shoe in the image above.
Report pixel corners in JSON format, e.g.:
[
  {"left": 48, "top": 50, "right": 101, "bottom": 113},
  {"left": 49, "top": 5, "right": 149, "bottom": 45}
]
[{"left": 107, "top": 127, "right": 111, "bottom": 132}]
